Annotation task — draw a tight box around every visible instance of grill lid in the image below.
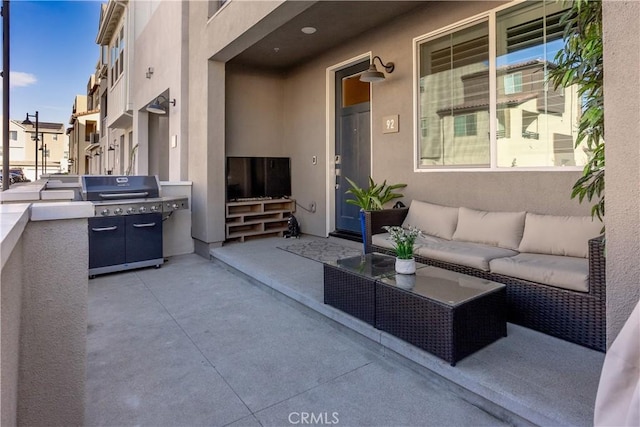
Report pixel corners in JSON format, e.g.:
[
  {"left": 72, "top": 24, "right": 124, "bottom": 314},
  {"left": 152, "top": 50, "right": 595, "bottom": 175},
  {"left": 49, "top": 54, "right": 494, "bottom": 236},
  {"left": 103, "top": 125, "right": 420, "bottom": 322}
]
[{"left": 81, "top": 175, "right": 160, "bottom": 201}]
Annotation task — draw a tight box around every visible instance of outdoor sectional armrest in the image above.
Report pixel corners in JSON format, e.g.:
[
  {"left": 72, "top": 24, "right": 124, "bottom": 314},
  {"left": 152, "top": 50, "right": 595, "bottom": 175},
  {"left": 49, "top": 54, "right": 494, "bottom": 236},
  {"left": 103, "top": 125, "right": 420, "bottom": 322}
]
[
  {"left": 588, "top": 235, "right": 606, "bottom": 300},
  {"left": 364, "top": 208, "right": 409, "bottom": 254}
]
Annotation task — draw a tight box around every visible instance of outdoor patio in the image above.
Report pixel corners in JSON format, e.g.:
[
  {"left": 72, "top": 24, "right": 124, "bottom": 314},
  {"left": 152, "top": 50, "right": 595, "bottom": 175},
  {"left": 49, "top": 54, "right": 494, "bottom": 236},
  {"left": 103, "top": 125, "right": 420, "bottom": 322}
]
[{"left": 85, "top": 235, "right": 605, "bottom": 426}]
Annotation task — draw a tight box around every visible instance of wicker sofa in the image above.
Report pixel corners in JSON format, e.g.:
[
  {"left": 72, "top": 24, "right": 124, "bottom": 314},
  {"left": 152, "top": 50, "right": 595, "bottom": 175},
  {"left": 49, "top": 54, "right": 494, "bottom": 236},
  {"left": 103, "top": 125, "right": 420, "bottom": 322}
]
[{"left": 364, "top": 201, "right": 606, "bottom": 351}]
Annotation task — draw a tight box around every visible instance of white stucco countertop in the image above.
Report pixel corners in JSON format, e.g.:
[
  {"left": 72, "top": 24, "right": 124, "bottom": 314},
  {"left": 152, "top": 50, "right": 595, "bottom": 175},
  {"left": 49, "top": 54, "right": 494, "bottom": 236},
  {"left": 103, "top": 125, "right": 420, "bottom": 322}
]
[
  {"left": 1, "top": 202, "right": 94, "bottom": 270},
  {"left": 0, "top": 203, "right": 30, "bottom": 269}
]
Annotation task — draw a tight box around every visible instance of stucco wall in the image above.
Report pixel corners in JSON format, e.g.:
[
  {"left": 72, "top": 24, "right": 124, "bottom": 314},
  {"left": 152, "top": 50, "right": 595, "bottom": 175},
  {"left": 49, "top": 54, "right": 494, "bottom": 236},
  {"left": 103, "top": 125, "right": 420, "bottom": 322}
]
[
  {"left": 17, "top": 219, "right": 88, "bottom": 426},
  {"left": 602, "top": 1, "right": 640, "bottom": 345},
  {"left": 223, "top": 1, "right": 589, "bottom": 237},
  {"left": 1, "top": 239, "right": 24, "bottom": 426},
  {"left": 226, "top": 65, "right": 286, "bottom": 156},
  {"left": 133, "top": 0, "right": 187, "bottom": 182}
]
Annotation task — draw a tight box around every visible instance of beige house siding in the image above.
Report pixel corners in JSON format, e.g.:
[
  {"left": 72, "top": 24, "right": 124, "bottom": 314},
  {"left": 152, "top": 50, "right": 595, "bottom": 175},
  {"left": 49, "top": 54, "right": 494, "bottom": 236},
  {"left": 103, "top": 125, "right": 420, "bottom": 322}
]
[{"left": 10, "top": 121, "right": 67, "bottom": 180}]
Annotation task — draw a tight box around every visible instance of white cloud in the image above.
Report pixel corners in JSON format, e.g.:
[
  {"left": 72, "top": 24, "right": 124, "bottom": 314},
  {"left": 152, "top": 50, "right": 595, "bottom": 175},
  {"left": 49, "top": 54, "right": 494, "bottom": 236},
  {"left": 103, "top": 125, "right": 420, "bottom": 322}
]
[{"left": 8, "top": 71, "right": 37, "bottom": 88}]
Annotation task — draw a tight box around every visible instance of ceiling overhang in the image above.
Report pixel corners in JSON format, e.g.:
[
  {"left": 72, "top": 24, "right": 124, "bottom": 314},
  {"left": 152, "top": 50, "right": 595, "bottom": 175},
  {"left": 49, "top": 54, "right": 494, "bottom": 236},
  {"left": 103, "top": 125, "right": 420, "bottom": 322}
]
[
  {"left": 227, "top": 1, "right": 431, "bottom": 72},
  {"left": 96, "top": 0, "right": 127, "bottom": 46}
]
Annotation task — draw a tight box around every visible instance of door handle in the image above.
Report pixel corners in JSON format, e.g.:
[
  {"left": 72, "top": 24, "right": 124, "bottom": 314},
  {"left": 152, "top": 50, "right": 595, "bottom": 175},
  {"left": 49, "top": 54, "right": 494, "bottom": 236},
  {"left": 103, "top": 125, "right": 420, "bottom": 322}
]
[
  {"left": 132, "top": 222, "right": 157, "bottom": 228},
  {"left": 92, "top": 226, "right": 118, "bottom": 232}
]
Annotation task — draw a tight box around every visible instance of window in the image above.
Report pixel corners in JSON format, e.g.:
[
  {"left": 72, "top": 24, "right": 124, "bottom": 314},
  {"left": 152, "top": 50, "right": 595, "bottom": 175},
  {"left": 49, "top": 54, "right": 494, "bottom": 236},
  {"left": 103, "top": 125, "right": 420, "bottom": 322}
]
[
  {"left": 53, "top": 134, "right": 58, "bottom": 141},
  {"left": 504, "top": 72, "right": 522, "bottom": 95},
  {"left": 110, "top": 26, "right": 125, "bottom": 86},
  {"left": 454, "top": 114, "right": 477, "bottom": 137},
  {"left": 416, "top": 1, "right": 585, "bottom": 169},
  {"left": 9, "top": 131, "right": 17, "bottom": 140},
  {"left": 417, "top": 21, "right": 490, "bottom": 167}
]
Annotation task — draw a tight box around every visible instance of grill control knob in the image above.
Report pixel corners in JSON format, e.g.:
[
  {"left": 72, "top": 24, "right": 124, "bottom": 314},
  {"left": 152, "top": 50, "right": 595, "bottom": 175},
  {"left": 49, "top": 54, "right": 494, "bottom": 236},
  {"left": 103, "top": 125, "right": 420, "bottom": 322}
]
[
  {"left": 138, "top": 206, "right": 147, "bottom": 213},
  {"left": 126, "top": 207, "right": 136, "bottom": 215},
  {"left": 150, "top": 205, "right": 159, "bottom": 212},
  {"left": 100, "top": 208, "right": 110, "bottom": 216},
  {"left": 172, "top": 203, "right": 180, "bottom": 210},
  {"left": 114, "top": 208, "right": 123, "bottom": 215}
]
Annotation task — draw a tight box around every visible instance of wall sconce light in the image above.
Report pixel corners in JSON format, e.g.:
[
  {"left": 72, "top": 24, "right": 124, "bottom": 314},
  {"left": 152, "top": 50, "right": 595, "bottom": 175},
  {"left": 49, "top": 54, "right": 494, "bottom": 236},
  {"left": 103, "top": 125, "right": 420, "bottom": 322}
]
[
  {"left": 146, "top": 67, "right": 154, "bottom": 79},
  {"left": 360, "top": 56, "right": 395, "bottom": 83},
  {"left": 146, "top": 95, "right": 176, "bottom": 115}
]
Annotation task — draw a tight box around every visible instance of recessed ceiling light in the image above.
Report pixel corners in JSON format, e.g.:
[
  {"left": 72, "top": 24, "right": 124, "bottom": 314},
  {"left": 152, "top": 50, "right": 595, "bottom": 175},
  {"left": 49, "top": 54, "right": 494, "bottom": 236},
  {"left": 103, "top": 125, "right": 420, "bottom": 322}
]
[{"left": 301, "top": 27, "right": 317, "bottom": 35}]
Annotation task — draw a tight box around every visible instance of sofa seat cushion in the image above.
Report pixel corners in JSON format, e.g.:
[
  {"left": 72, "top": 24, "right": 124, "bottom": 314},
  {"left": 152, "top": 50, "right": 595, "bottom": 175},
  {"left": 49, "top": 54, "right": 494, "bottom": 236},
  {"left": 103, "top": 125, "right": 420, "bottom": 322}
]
[
  {"left": 372, "top": 232, "right": 444, "bottom": 251},
  {"left": 518, "top": 213, "right": 603, "bottom": 258},
  {"left": 452, "top": 207, "right": 526, "bottom": 250},
  {"left": 402, "top": 200, "right": 459, "bottom": 240},
  {"left": 416, "top": 239, "right": 519, "bottom": 271},
  {"left": 490, "top": 253, "right": 589, "bottom": 292}
]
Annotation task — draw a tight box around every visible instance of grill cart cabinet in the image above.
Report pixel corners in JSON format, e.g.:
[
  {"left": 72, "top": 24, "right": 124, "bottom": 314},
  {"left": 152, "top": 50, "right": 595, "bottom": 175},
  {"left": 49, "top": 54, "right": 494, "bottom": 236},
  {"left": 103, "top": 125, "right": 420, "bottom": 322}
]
[{"left": 88, "top": 213, "right": 163, "bottom": 276}]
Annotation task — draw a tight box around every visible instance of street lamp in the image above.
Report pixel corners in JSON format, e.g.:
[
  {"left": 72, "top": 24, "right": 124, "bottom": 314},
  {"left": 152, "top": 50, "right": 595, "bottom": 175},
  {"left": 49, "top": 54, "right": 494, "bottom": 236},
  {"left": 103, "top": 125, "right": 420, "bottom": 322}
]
[
  {"left": 38, "top": 142, "right": 47, "bottom": 177},
  {"left": 22, "top": 111, "right": 39, "bottom": 180}
]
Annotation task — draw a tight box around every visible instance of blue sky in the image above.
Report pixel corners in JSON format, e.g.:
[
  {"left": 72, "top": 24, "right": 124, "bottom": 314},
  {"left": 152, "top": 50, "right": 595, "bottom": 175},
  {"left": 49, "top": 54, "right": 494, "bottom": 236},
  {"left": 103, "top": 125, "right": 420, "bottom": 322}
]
[{"left": 3, "top": 0, "right": 102, "bottom": 127}]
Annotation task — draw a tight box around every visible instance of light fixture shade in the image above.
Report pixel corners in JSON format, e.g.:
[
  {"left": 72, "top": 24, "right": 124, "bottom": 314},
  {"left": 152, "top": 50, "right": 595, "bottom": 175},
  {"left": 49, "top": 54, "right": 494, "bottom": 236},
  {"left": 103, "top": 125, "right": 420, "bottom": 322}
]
[
  {"left": 146, "top": 101, "right": 167, "bottom": 115},
  {"left": 146, "top": 95, "right": 175, "bottom": 115},
  {"left": 360, "top": 56, "right": 395, "bottom": 83},
  {"left": 360, "top": 64, "right": 386, "bottom": 83}
]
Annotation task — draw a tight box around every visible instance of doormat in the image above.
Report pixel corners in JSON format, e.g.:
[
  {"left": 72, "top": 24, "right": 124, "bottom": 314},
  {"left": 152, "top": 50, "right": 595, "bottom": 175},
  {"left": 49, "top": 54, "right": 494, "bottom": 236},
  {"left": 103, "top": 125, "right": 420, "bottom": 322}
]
[{"left": 277, "top": 240, "right": 362, "bottom": 264}]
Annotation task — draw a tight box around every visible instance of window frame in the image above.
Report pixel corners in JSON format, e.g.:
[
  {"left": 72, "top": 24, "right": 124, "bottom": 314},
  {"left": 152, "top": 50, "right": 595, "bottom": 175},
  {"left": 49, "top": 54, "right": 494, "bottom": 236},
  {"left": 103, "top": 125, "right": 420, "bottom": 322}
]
[
  {"left": 110, "top": 24, "right": 125, "bottom": 87},
  {"left": 412, "top": 0, "right": 582, "bottom": 173}
]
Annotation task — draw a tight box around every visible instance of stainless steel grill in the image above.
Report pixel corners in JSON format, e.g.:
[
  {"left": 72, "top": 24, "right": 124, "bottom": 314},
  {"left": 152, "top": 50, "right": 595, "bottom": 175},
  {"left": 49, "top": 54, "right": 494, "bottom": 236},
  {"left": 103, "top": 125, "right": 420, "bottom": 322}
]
[
  {"left": 81, "top": 175, "right": 188, "bottom": 217},
  {"left": 81, "top": 175, "right": 189, "bottom": 277}
]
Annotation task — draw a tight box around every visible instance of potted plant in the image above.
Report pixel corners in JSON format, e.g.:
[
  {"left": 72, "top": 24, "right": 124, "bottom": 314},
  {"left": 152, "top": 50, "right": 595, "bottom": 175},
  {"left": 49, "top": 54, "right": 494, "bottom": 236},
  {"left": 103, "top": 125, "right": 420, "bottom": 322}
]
[
  {"left": 345, "top": 176, "right": 407, "bottom": 249},
  {"left": 383, "top": 225, "right": 420, "bottom": 274}
]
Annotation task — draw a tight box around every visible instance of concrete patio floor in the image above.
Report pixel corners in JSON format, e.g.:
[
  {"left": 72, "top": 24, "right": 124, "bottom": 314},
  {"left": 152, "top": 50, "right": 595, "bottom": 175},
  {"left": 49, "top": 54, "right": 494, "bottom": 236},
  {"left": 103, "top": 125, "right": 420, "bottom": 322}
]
[{"left": 86, "top": 235, "right": 605, "bottom": 426}]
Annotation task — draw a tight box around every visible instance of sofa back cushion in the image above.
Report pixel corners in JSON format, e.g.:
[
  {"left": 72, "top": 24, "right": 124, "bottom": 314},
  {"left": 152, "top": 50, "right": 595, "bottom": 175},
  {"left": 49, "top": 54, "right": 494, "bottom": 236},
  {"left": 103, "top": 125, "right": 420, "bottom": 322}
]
[
  {"left": 518, "top": 213, "right": 603, "bottom": 258},
  {"left": 402, "top": 200, "right": 458, "bottom": 240},
  {"left": 452, "top": 207, "right": 526, "bottom": 250}
]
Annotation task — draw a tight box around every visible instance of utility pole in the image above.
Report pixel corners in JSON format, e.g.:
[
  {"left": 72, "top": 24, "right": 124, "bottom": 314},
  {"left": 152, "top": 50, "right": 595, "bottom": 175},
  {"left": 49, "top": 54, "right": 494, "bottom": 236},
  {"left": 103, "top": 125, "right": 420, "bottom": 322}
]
[{"left": 2, "top": 1, "right": 10, "bottom": 190}]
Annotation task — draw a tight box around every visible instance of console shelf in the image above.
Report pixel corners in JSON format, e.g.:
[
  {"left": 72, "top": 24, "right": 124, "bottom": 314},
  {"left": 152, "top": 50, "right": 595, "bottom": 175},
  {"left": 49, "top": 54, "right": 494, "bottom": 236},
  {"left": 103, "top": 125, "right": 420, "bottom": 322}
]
[{"left": 226, "top": 199, "right": 296, "bottom": 242}]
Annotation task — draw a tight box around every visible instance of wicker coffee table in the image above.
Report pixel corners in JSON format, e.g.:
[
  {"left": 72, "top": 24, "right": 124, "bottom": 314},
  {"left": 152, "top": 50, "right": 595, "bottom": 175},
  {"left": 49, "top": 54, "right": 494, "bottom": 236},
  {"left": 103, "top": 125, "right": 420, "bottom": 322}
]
[
  {"left": 377, "top": 266, "right": 507, "bottom": 365},
  {"left": 323, "top": 253, "right": 400, "bottom": 326}
]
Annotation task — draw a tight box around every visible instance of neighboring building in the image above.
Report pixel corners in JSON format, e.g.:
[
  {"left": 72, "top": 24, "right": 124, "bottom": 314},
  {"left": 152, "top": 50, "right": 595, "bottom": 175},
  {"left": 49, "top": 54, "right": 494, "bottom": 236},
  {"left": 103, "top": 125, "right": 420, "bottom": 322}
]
[
  {"left": 93, "top": 0, "right": 637, "bottom": 346},
  {"left": 96, "top": 0, "right": 135, "bottom": 176},
  {"left": 419, "top": 59, "right": 583, "bottom": 168},
  {"left": 1, "top": 118, "right": 67, "bottom": 181},
  {"left": 68, "top": 91, "right": 100, "bottom": 175}
]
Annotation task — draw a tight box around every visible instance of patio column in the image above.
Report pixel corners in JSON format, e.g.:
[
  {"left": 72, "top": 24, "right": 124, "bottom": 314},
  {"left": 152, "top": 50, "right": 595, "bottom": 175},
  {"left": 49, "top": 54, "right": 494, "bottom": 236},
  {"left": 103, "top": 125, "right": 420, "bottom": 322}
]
[{"left": 602, "top": 0, "right": 640, "bottom": 347}]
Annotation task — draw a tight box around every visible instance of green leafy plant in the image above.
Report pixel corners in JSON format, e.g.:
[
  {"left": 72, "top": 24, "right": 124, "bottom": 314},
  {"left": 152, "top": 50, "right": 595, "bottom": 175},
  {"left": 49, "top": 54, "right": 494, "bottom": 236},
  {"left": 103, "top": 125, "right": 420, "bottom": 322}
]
[
  {"left": 549, "top": 0, "right": 604, "bottom": 225},
  {"left": 383, "top": 225, "right": 420, "bottom": 259},
  {"left": 345, "top": 176, "right": 406, "bottom": 211}
]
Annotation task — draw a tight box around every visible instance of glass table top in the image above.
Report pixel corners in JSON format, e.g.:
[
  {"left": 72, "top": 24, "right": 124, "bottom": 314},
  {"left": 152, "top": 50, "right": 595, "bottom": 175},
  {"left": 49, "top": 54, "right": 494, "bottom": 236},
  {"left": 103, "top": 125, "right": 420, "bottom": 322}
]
[
  {"left": 379, "top": 266, "right": 505, "bottom": 307},
  {"left": 325, "top": 253, "right": 410, "bottom": 279}
]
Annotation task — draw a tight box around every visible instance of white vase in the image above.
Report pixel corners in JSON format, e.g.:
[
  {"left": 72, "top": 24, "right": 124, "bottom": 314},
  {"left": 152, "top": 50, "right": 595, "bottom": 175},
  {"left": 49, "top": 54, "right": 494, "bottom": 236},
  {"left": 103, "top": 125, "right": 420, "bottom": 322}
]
[
  {"left": 395, "top": 257, "right": 416, "bottom": 275},
  {"left": 395, "top": 273, "right": 416, "bottom": 289}
]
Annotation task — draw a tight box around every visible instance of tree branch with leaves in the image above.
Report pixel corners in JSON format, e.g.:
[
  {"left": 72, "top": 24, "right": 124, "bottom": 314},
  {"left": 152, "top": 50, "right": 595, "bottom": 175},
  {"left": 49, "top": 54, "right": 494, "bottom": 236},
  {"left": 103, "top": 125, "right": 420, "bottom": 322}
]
[{"left": 549, "top": 0, "right": 604, "bottom": 225}]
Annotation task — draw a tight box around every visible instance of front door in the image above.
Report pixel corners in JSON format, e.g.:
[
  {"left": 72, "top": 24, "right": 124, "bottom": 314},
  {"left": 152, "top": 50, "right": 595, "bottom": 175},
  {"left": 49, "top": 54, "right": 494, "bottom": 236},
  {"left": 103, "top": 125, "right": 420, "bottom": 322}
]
[{"left": 335, "top": 61, "right": 371, "bottom": 234}]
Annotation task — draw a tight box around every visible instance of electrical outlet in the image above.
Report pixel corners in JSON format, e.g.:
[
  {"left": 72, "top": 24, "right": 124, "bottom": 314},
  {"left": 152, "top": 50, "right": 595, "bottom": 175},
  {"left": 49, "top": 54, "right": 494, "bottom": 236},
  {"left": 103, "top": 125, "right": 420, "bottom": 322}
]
[{"left": 309, "top": 202, "right": 316, "bottom": 213}]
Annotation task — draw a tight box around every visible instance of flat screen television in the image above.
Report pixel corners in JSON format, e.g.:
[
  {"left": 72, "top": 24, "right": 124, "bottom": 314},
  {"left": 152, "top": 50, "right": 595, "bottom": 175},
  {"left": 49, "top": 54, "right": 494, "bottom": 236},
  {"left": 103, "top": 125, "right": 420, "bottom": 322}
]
[{"left": 226, "top": 157, "right": 292, "bottom": 201}]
